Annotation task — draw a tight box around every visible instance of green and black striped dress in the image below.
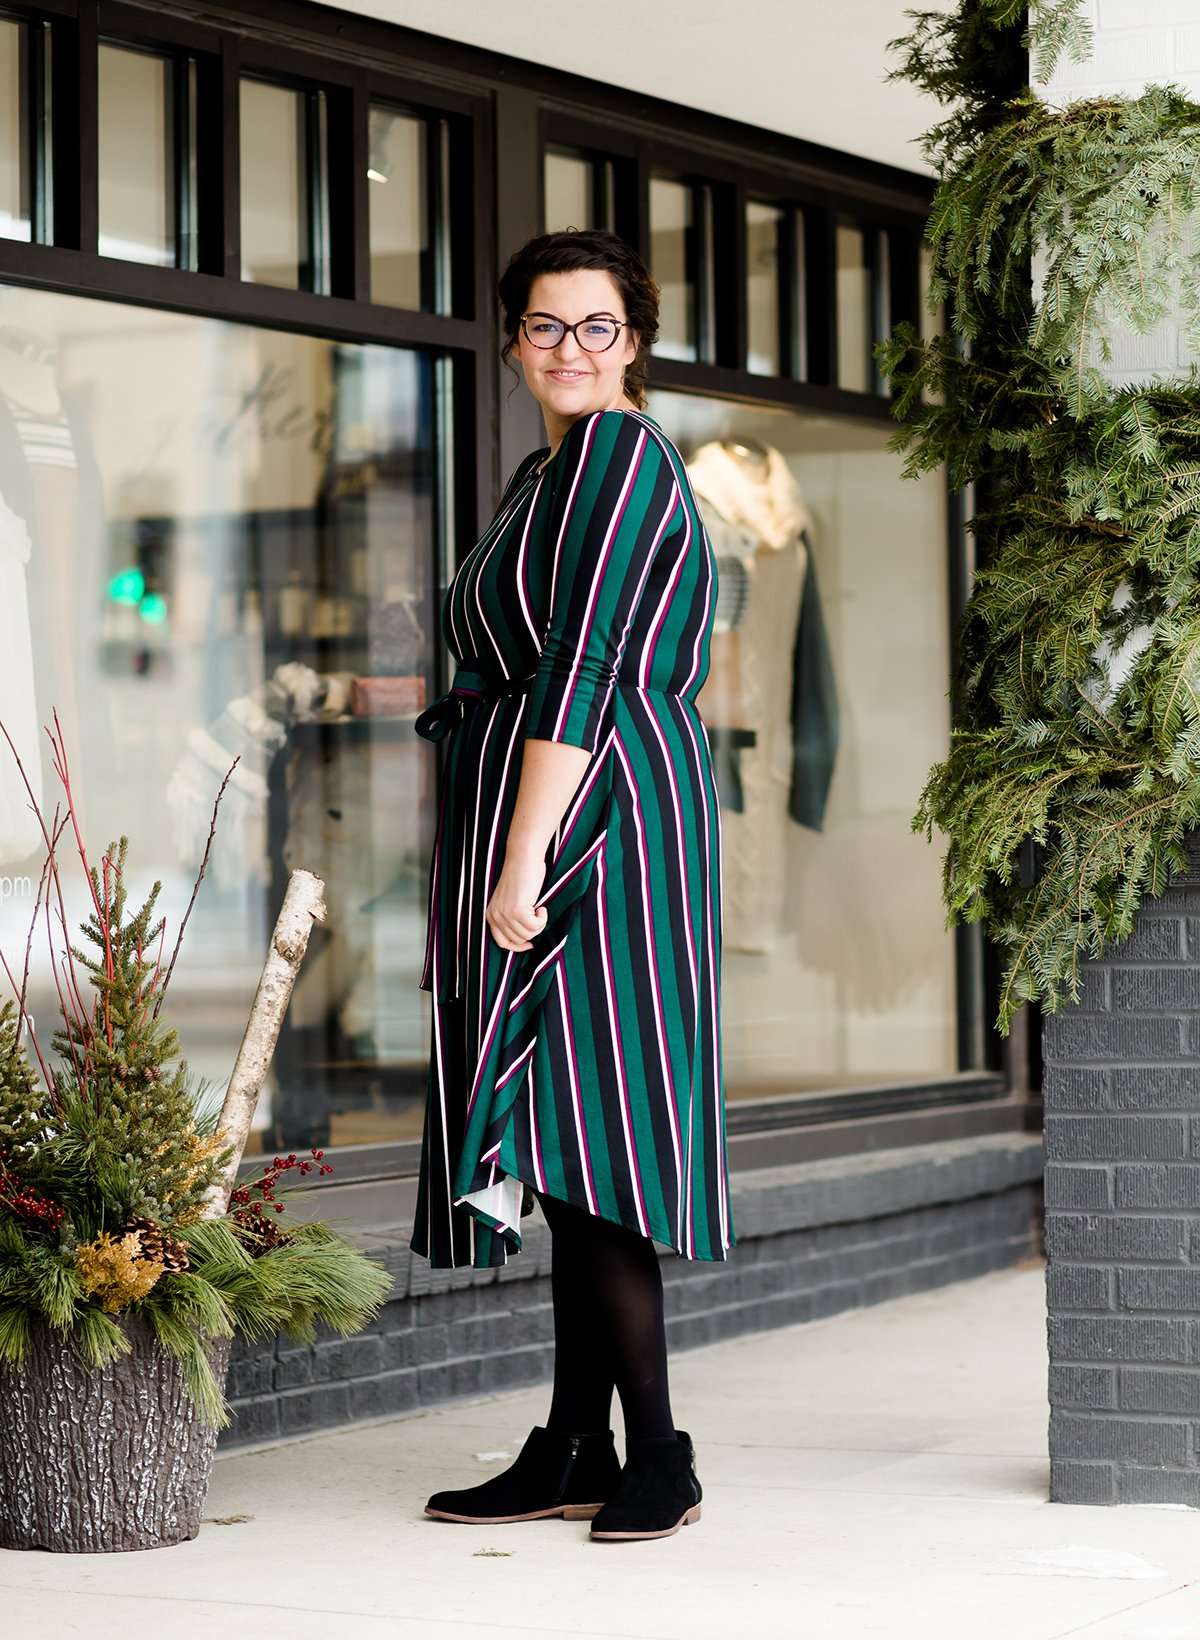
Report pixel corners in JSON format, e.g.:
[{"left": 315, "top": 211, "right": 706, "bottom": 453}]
[{"left": 411, "top": 407, "right": 735, "bottom": 1269}]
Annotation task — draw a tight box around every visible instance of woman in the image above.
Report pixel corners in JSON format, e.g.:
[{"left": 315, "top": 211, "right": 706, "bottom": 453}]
[{"left": 411, "top": 227, "right": 734, "bottom": 1542}]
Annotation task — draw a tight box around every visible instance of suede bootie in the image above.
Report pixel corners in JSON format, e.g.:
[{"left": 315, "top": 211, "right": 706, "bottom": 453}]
[
  {"left": 424, "top": 1425, "right": 621, "bottom": 1523},
  {"left": 588, "top": 1429, "right": 703, "bottom": 1541}
]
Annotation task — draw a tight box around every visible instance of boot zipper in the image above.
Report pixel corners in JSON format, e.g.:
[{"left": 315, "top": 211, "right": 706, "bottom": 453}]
[{"left": 556, "top": 1435, "right": 583, "bottom": 1501}]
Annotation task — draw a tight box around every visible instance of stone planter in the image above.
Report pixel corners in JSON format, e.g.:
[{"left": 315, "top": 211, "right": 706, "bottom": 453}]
[
  {"left": 1043, "top": 837, "right": 1200, "bottom": 1507},
  {"left": 0, "top": 1311, "right": 233, "bottom": 1551}
]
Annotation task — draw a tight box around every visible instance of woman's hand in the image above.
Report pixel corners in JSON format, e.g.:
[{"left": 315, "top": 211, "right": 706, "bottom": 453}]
[{"left": 486, "top": 844, "right": 550, "bottom": 952}]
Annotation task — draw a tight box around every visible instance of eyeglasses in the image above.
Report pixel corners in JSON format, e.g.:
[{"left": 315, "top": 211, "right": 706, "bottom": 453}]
[{"left": 520, "top": 312, "right": 627, "bottom": 353}]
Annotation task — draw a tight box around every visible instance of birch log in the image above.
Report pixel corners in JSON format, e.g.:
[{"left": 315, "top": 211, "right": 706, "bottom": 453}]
[{"left": 199, "top": 867, "right": 327, "bottom": 1220}]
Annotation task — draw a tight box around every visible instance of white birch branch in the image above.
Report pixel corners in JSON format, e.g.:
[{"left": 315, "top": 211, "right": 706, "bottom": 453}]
[{"left": 198, "top": 868, "right": 327, "bottom": 1220}]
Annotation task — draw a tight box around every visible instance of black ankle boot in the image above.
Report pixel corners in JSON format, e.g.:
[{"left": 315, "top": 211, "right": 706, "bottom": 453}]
[
  {"left": 424, "top": 1426, "right": 621, "bottom": 1523},
  {"left": 588, "top": 1429, "right": 703, "bottom": 1541}
]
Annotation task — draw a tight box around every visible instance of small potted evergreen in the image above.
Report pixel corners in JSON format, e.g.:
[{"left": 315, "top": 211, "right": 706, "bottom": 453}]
[{"left": 0, "top": 713, "right": 392, "bottom": 1552}]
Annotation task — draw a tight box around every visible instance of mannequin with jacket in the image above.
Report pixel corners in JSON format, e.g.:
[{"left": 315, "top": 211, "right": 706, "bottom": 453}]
[{"left": 687, "top": 437, "right": 839, "bottom": 953}]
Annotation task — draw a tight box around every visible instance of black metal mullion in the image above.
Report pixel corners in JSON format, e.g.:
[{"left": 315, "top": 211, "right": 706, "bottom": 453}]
[
  {"left": 332, "top": 70, "right": 366, "bottom": 304},
  {"left": 805, "top": 204, "right": 835, "bottom": 388},
  {"left": 192, "top": 44, "right": 221, "bottom": 275},
  {"left": 219, "top": 33, "right": 239, "bottom": 280},
  {"left": 776, "top": 200, "right": 795, "bottom": 379},
  {"left": 72, "top": 1, "right": 96, "bottom": 253}
]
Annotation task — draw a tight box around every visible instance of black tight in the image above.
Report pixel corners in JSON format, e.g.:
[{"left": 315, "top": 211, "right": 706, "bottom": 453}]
[{"left": 533, "top": 1188, "right": 675, "bottom": 1442}]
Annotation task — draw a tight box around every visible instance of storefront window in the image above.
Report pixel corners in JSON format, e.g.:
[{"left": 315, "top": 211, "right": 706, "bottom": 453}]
[
  {"left": 240, "top": 77, "right": 315, "bottom": 290},
  {"left": 98, "top": 43, "right": 175, "bottom": 267},
  {"left": 0, "top": 17, "right": 30, "bottom": 244},
  {"left": 0, "top": 284, "right": 441, "bottom": 1152},
  {"left": 649, "top": 388, "right": 956, "bottom": 1097}
]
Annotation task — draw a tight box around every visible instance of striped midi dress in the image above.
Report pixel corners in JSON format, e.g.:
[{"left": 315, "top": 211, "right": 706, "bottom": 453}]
[{"left": 410, "top": 407, "right": 735, "bottom": 1269}]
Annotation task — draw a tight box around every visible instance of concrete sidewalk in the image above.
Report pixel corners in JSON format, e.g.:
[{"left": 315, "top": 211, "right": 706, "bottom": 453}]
[{"left": 5, "top": 1255, "right": 1200, "bottom": 1639}]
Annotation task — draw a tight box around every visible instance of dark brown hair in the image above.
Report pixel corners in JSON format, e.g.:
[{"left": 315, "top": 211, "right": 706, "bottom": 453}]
[{"left": 498, "top": 228, "right": 660, "bottom": 411}]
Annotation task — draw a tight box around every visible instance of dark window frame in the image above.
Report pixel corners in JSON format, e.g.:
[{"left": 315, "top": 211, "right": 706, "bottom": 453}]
[{"left": 0, "top": 0, "right": 1017, "bottom": 1193}]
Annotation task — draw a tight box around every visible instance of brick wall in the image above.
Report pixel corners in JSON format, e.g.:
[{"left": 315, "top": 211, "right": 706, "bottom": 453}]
[
  {"left": 1036, "top": 1, "right": 1200, "bottom": 1508},
  {"left": 1044, "top": 841, "right": 1200, "bottom": 1504},
  {"left": 216, "top": 1134, "right": 1043, "bottom": 1451}
]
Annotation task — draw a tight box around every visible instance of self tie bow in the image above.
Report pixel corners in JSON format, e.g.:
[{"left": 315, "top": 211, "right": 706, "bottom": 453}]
[{"left": 414, "top": 656, "right": 536, "bottom": 743}]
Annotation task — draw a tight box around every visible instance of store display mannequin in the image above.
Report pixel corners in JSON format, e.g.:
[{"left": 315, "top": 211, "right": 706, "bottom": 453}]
[{"left": 688, "top": 437, "right": 839, "bottom": 953}]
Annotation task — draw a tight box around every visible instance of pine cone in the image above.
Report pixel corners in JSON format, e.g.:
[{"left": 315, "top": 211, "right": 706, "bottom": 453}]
[
  {"left": 121, "top": 1213, "right": 190, "bottom": 1272},
  {"left": 236, "top": 1212, "right": 291, "bottom": 1258}
]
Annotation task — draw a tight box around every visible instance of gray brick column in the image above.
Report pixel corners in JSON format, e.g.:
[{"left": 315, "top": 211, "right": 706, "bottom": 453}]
[{"left": 1044, "top": 841, "right": 1200, "bottom": 1506}]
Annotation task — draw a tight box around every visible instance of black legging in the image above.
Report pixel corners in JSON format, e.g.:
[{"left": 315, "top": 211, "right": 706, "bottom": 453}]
[{"left": 533, "top": 1188, "right": 676, "bottom": 1442}]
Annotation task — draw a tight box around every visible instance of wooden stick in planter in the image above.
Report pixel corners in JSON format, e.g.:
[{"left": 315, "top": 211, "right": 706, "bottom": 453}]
[{"left": 198, "top": 868, "right": 327, "bottom": 1221}]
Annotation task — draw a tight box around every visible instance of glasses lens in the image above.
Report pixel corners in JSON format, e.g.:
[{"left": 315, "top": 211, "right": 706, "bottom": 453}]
[
  {"left": 578, "top": 319, "right": 618, "bottom": 351},
  {"left": 526, "top": 317, "right": 564, "bottom": 347}
]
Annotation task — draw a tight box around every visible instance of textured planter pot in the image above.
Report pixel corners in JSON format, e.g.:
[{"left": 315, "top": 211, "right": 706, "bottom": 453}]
[{"left": 0, "top": 1311, "right": 233, "bottom": 1551}]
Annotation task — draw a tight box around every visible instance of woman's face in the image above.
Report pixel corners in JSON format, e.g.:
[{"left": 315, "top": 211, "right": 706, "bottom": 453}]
[{"left": 516, "top": 269, "right": 640, "bottom": 429}]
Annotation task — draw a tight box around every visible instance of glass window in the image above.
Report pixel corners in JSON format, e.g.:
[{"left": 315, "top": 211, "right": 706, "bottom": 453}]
[
  {"left": 367, "top": 103, "right": 430, "bottom": 311},
  {"left": 836, "top": 221, "right": 871, "bottom": 392},
  {"left": 0, "top": 17, "right": 31, "bottom": 244},
  {"left": 544, "top": 145, "right": 592, "bottom": 233},
  {"left": 543, "top": 144, "right": 618, "bottom": 236},
  {"left": 649, "top": 388, "right": 955, "bottom": 1099},
  {"left": 240, "top": 77, "right": 310, "bottom": 290},
  {"left": 650, "top": 174, "right": 698, "bottom": 361},
  {"left": 919, "top": 239, "right": 945, "bottom": 406},
  {"left": 746, "top": 200, "right": 783, "bottom": 376},
  {"left": 98, "top": 44, "right": 175, "bottom": 267},
  {"left": 0, "top": 282, "right": 443, "bottom": 1155}
]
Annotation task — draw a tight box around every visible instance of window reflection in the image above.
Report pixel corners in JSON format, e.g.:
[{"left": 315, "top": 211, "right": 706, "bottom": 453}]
[
  {"left": 872, "top": 228, "right": 891, "bottom": 396},
  {"left": 240, "top": 78, "right": 309, "bottom": 289},
  {"left": 543, "top": 145, "right": 618, "bottom": 236},
  {"left": 545, "top": 146, "right": 591, "bottom": 232},
  {"left": 368, "top": 103, "right": 429, "bottom": 311},
  {"left": 99, "top": 44, "right": 175, "bottom": 267},
  {"left": 650, "top": 174, "right": 697, "bottom": 361},
  {"left": 0, "top": 284, "right": 440, "bottom": 1153},
  {"left": 0, "top": 18, "right": 30, "bottom": 244},
  {"left": 649, "top": 388, "right": 955, "bottom": 1097},
  {"left": 836, "top": 221, "right": 871, "bottom": 392},
  {"left": 746, "top": 200, "right": 783, "bottom": 376}
]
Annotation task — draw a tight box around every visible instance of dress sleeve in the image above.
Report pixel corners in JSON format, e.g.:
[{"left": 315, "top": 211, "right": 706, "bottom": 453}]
[{"left": 523, "top": 411, "right": 679, "bottom": 755}]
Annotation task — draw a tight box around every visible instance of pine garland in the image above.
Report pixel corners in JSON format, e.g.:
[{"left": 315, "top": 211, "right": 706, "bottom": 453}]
[{"left": 879, "top": 0, "right": 1200, "bottom": 1030}]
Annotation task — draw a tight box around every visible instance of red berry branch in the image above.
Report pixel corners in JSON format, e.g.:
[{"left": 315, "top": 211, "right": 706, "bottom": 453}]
[
  {"left": 0, "top": 1148, "right": 65, "bottom": 1231},
  {"left": 228, "top": 1147, "right": 333, "bottom": 1237}
]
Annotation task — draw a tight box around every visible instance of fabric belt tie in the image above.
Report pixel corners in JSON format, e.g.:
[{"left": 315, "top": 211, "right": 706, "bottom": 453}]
[{"left": 414, "top": 656, "right": 537, "bottom": 743}]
